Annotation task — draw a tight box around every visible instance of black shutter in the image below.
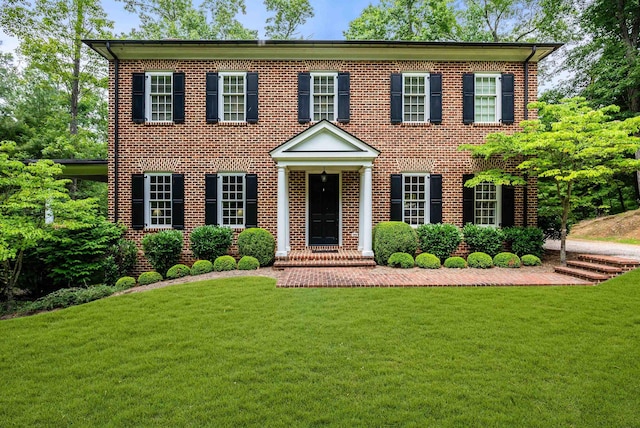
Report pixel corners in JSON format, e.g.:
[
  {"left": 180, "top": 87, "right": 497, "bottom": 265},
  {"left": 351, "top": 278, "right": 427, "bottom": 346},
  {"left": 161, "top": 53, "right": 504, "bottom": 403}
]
[
  {"left": 298, "top": 72, "right": 311, "bottom": 123},
  {"left": 245, "top": 174, "right": 258, "bottom": 228},
  {"left": 501, "top": 185, "right": 515, "bottom": 227},
  {"left": 246, "top": 72, "right": 258, "bottom": 124},
  {"left": 462, "top": 174, "right": 475, "bottom": 225},
  {"left": 172, "top": 174, "right": 185, "bottom": 230},
  {"left": 206, "top": 72, "right": 218, "bottom": 123},
  {"left": 173, "top": 72, "right": 185, "bottom": 124},
  {"left": 463, "top": 73, "right": 475, "bottom": 124},
  {"left": 429, "top": 174, "right": 443, "bottom": 223},
  {"left": 501, "top": 73, "right": 515, "bottom": 125},
  {"left": 390, "top": 73, "right": 403, "bottom": 124},
  {"left": 205, "top": 174, "right": 218, "bottom": 225},
  {"left": 132, "top": 174, "right": 145, "bottom": 229},
  {"left": 390, "top": 174, "right": 403, "bottom": 221},
  {"left": 337, "top": 72, "right": 350, "bottom": 123},
  {"left": 132, "top": 73, "right": 145, "bottom": 124},
  {"left": 430, "top": 73, "right": 442, "bottom": 124}
]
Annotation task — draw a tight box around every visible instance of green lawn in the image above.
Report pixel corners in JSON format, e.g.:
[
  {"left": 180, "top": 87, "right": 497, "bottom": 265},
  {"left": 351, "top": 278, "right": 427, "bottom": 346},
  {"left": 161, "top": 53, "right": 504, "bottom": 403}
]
[{"left": 2, "top": 273, "right": 640, "bottom": 427}]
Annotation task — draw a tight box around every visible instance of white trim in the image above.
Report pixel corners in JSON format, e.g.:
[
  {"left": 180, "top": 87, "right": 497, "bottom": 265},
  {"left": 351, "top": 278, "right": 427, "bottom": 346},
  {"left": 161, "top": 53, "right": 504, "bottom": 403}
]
[
  {"left": 474, "top": 73, "right": 502, "bottom": 124},
  {"left": 217, "top": 172, "right": 246, "bottom": 228},
  {"left": 402, "top": 72, "right": 430, "bottom": 123},
  {"left": 401, "top": 173, "right": 431, "bottom": 226},
  {"left": 144, "top": 72, "right": 173, "bottom": 123},
  {"left": 218, "top": 71, "right": 247, "bottom": 123},
  {"left": 144, "top": 172, "right": 172, "bottom": 229},
  {"left": 474, "top": 182, "right": 502, "bottom": 227},
  {"left": 310, "top": 72, "right": 338, "bottom": 122}
]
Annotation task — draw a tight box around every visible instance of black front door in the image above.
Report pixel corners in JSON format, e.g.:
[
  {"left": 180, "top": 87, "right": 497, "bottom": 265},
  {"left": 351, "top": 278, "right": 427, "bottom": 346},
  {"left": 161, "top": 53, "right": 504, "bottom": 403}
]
[{"left": 309, "top": 173, "right": 339, "bottom": 245}]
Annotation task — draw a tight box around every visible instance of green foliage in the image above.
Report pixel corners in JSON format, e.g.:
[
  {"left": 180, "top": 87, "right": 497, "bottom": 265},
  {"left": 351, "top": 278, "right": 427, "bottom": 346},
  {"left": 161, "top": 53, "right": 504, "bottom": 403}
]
[
  {"left": 189, "top": 225, "right": 233, "bottom": 262},
  {"left": 462, "top": 224, "right": 504, "bottom": 257},
  {"left": 237, "top": 228, "right": 275, "bottom": 267},
  {"left": 372, "top": 221, "right": 418, "bottom": 266},
  {"left": 214, "top": 255, "right": 237, "bottom": 272},
  {"left": 166, "top": 264, "right": 191, "bottom": 279},
  {"left": 103, "top": 238, "right": 138, "bottom": 287},
  {"left": 444, "top": 256, "right": 467, "bottom": 269},
  {"left": 191, "top": 260, "right": 214, "bottom": 275},
  {"left": 114, "top": 276, "right": 136, "bottom": 290},
  {"left": 142, "top": 230, "right": 183, "bottom": 276},
  {"left": 493, "top": 252, "right": 522, "bottom": 268},
  {"left": 264, "top": 0, "right": 314, "bottom": 39},
  {"left": 467, "top": 252, "right": 494, "bottom": 269},
  {"left": 503, "top": 226, "right": 545, "bottom": 258},
  {"left": 26, "top": 284, "right": 115, "bottom": 312},
  {"left": 415, "top": 253, "right": 441, "bottom": 269},
  {"left": 237, "top": 255, "right": 260, "bottom": 270},
  {"left": 138, "top": 271, "right": 163, "bottom": 286},
  {"left": 416, "top": 223, "right": 463, "bottom": 262},
  {"left": 387, "top": 252, "right": 415, "bottom": 269},
  {"left": 521, "top": 254, "right": 542, "bottom": 266}
]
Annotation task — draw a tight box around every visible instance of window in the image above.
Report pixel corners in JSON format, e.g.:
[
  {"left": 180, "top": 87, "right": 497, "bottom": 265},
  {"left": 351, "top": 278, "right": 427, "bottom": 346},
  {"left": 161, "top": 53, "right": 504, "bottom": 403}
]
[
  {"left": 145, "top": 173, "right": 172, "bottom": 227},
  {"left": 146, "top": 72, "right": 173, "bottom": 122},
  {"left": 311, "top": 72, "right": 337, "bottom": 121},
  {"left": 220, "top": 174, "right": 245, "bottom": 227},
  {"left": 474, "top": 182, "right": 501, "bottom": 226},
  {"left": 219, "top": 72, "right": 246, "bottom": 122},
  {"left": 403, "top": 174, "right": 429, "bottom": 225},
  {"left": 474, "top": 74, "right": 501, "bottom": 123},
  {"left": 403, "top": 73, "right": 429, "bottom": 123}
]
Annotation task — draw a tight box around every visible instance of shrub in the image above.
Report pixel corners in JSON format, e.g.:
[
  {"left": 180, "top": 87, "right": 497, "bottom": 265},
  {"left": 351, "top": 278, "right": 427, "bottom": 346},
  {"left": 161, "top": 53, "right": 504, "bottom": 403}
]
[
  {"left": 166, "top": 264, "right": 191, "bottom": 279},
  {"left": 416, "top": 253, "right": 441, "bottom": 269},
  {"left": 73, "top": 285, "right": 115, "bottom": 304},
  {"left": 467, "top": 252, "right": 494, "bottom": 269},
  {"left": 27, "top": 285, "right": 115, "bottom": 312},
  {"left": 103, "top": 238, "right": 138, "bottom": 287},
  {"left": 115, "top": 276, "right": 136, "bottom": 290},
  {"left": 416, "top": 223, "right": 463, "bottom": 262},
  {"left": 462, "top": 224, "right": 504, "bottom": 257},
  {"left": 493, "top": 252, "right": 522, "bottom": 268},
  {"left": 444, "top": 256, "right": 467, "bottom": 268},
  {"left": 214, "top": 255, "right": 237, "bottom": 271},
  {"left": 521, "top": 254, "right": 542, "bottom": 266},
  {"left": 237, "top": 228, "right": 276, "bottom": 267},
  {"left": 190, "top": 225, "right": 233, "bottom": 261},
  {"left": 387, "top": 252, "right": 415, "bottom": 268},
  {"left": 142, "top": 230, "right": 183, "bottom": 276},
  {"left": 503, "top": 226, "right": 545, "bottom": 258},
  {"left": 238, "top": 256, "right": 260, "bottom": 270},
  {"left": 191, "top": 260, "right": 214, "bottom": 275},
  {"left": 372, "top": 221, "right": 418, "bottom": 266},
  {"left": 138, "top": 271, "right": 163, "bottom": 285}
]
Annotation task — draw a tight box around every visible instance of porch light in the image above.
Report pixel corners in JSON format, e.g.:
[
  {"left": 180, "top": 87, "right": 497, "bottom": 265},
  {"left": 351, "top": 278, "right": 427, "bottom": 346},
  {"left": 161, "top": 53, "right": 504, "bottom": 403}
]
[{"left": 320, "top": 169, "right": 328, "bottom": 183}]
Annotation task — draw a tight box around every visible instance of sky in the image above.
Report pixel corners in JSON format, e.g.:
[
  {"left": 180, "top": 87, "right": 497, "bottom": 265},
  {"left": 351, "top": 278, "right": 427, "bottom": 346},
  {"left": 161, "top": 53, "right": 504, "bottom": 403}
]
[{"left": 0, "top": 0, "right": 374, "bottom": 54}]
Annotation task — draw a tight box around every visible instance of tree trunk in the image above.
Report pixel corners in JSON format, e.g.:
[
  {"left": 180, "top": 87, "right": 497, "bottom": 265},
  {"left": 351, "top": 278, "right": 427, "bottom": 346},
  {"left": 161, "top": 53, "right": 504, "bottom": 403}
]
[{"left": 70, "top": 0, "right": 84, "bottom": 135}]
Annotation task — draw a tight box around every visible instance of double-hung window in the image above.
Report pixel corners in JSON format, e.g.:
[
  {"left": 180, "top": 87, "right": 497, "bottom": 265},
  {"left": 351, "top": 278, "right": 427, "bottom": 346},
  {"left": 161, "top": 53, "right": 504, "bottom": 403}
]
[
  {"left": 474, "top": 182, "right": 501, "bottom": 227},
  {"left": 145, "top": 173, "right": 173, "bottom": 228},
  {"left": 463, "top": 73, "right": 514, "bottom": 125},
  {"left": 146, "top": 72, "right": 173, "bottom": 122},
  {"left": 474, "top": 74, "right": 501, "bottom": 124},
  {"left": 311, "top": 72, "right": 337, "bottom": 121},
  {"left": 403, "top": 73, "right": 429, "bottom": 123},
  {"left": 403, "top": 174, "right": 429, "bottom": 225},
  {"left": 219, "top": 173, "right": 246, "bottom": 227},
  {"left": 219, "top": 72, "right": 246, "bottom": 122},
  {"left": 132, "top": 72, "right": 184, "bottom": 124}
]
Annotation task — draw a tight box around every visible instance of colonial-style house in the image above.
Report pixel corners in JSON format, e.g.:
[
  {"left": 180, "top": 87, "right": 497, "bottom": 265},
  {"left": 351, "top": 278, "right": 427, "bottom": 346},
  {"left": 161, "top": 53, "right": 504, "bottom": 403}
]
[{"left": 84, "top": 39, "right": 561, "bottom": 269}]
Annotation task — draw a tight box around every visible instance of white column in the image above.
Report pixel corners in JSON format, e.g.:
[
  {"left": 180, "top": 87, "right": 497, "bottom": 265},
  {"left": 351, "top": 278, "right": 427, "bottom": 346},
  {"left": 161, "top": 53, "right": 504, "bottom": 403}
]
[
  {"left": 276, "top": 165, "right": 288, "bottom": 257},
  {"left": 358, "top": 169, "right": 364, "bottom": 251},
  {"left": 362, "top": 165, "right": 374, "bottom": 257},
  {"left": 284, "top": 168, "right": 290, "bottom": 251}
]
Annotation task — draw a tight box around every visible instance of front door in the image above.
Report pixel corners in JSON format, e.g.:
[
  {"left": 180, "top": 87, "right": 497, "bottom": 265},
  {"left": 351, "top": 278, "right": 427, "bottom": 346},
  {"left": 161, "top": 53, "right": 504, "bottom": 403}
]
[{"left": 309, "top": 173, "right": 339, "bottom": 245}]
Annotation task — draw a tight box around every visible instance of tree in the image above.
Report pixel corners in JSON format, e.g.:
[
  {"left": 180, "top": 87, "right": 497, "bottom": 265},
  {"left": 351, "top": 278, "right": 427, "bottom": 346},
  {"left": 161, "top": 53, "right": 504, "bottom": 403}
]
[
  {"left": 459, "top": 98, "right": 640, "bottom": 264},
  {"left": 264, "top": 0, "right": 314, "bottom": 40}
]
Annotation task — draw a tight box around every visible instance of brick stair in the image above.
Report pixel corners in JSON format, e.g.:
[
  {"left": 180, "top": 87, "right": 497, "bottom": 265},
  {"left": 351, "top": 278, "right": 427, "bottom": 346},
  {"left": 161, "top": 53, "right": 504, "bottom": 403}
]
[
  {"left": 273, "top": 247, "right": 376, "bottom": 270},
  {"left": 553, "top": 254, "right": 640, "bottom": 283}
]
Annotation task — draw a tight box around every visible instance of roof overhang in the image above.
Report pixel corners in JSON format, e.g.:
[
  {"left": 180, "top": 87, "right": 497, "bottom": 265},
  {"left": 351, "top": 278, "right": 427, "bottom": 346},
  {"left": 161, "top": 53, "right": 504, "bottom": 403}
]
[
  {"left": 26, "top": 159, "right": 108, "bottom": 182},
  {"left": 84, "top": 39, "right": 562, "bottom": 63}
]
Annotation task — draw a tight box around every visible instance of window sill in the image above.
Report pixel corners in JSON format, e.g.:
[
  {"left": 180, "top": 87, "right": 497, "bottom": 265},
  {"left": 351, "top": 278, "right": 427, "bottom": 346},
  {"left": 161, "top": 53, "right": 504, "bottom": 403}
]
[
  {"left": 473, "top": 122, "right": 504, "bottom": 127},
  {"left": 144, "top": 225, "right": 174, "bottom": 230},
  {"left": 144, "top": 121, "right": 174, "bottom": 126},
  {"left": 399, "top": 122, "right": 432, "bottom": 127},
  {"left": 217, "top": 121, "right": 249, "bottom": 127}
]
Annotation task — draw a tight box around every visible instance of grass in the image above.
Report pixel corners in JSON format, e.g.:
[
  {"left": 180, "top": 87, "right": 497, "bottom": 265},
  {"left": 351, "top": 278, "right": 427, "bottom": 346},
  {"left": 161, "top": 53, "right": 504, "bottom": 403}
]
[
  {"left": 2, "top": 273, "right": 640, "bottom": 426},
  {"left": 570, "top": 235, "right": 640, "bottom": 246}
]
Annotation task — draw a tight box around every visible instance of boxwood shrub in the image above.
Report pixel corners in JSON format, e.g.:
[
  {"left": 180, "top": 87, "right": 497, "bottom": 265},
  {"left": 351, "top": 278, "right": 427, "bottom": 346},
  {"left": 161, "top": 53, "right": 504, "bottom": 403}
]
[
  {"left": 166, "top": 264, "right": 191, "bottom": 279},
  {"left": 237, "top": 228, "right": 275, "bottom": 267},
  {"left": 191, "top": 260, "right": 214, "bottom": 275},
  {"left": 388, "top": 252, "right": 415, "bottom": 268},
  {"left": 467, "top": 252, "right": 494, "bottom": 269},
  {"left": 416, "top": 223, "right": 462, "bottom": 262},
  {"left": 189, "top": 225, "right": 233, "bottom": 261},
  {"left": 415, "top": 253, "right": 441, "bottom": 269},
  {"left": 372, "top": 221, "right": 418, "bottom": 266},
  {"left": 214, "top": 255, "right": 237, "bottom": 271},
  {"left": 493, "top": 252, "right": 522, "bottom": 268},
  {"left": 27, "top": 285, "right": 116, "bottom": 312},
  {"left": 142, "top": 230, "right": 183, "bottom": 276},
  {"left": 462, "top": 224, "right": 504, "bottom": 257},
  {"left": 238, "top": 256, "right": 260, "bottom": 270},
  {"left": 138, "top": 271, "right": 163, "bottom": 285},
  {"left": 521, "top": 254, "right": 542, "bottom": 266},
  {"left": 444, "top": 256, "right": 467, "bottom": 269},
  {"left": 115, "top": 276, "right": 136, "bottom": 290},
  {"left": 503, "top": 226, "right": 545, "bottom": 258}
]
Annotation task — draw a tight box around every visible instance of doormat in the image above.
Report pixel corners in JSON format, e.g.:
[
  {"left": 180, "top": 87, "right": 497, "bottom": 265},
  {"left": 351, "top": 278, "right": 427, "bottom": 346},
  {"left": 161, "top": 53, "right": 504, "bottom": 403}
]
[{"left": 311, "top": 249, "right": 339, "bottom": 253}]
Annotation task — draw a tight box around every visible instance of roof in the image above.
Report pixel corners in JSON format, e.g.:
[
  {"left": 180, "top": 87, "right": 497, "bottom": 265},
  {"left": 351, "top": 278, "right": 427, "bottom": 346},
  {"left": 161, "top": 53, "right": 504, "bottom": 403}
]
[{"left": 83, "top": 39, "right": 562, "bottom": 63}]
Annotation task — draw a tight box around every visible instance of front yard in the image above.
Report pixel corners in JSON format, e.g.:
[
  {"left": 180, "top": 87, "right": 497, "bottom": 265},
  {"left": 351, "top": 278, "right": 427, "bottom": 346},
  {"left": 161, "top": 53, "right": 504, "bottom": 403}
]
[{"left": 1, "top": 271, "right": 639, "bottom": 426}]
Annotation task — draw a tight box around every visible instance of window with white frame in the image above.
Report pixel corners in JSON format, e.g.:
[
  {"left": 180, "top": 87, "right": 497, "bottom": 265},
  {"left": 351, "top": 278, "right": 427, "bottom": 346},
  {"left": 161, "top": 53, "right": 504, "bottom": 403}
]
[
  {"left": 311, "top": 72, "right": 337, "bottom": 121},
  {"left": 403, "top": 73, "right": 429, "bottom": 123},
  {"left": 403, "top": 174, "right": 429, "bottom": 225},
  {"left": 220, "top": 174, "right": 245, "bottom": 226},
  {"left": 219, "top": 72, "right": 246, "bottom": 122},
  {"left": 146, "top": 72, "right": 173, "bottom": 122},
  {"left": 474, "top": 74, "right": 501, "bottom": 123},
  {"left": 145, "top": 173, "right": 172, "bottom": 227},
  {"left": 474, "top": 182, "right": 501, "bottom": 226}
]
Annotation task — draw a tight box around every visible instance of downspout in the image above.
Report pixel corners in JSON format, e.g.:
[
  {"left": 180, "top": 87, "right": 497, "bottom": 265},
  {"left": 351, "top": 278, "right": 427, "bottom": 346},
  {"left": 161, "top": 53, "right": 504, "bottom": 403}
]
[
  {"left": 105, "top": 42, "right": 120, "bottom": 223},
  {"left": 522, "top": 46, "right": 536, "bottom": 226}
]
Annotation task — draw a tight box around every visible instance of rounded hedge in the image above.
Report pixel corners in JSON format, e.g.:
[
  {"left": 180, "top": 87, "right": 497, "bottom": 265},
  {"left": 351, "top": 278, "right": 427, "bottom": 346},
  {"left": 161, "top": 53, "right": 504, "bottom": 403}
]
[
  {"left": 237, "top": 228, "right": 276, "bottom": 267},
  {"left": 416, "top": 223, "right": 462, "bottom": 262},
  {"left": 388, "top": 252, "right": 415, "bottom": 268},
  {"left": 493, "top": 252, "right": 522, "bottom": 268},
  {"left": 444, "top": 256, "right": 467, "bottom": 269},
  {"left": 238, "top": 255, "right": 260, "bottom": 270},
  {"left": 115, "top": 276, "right": 136, "bottom": 290},
  {"left": 166, "top": 263, "right": 191, "bottom": 279},
  {"left": 521, "top": 254, "right": 542, "bottom": 266},
  {"left": 190, "top": 225, "right": 233, "bottom": 261},
  {"left": 138, "top": 271, "right": 163, "bottom": 285},
  {"left": 191, "top": 260, "right": 214, "bottom": 275},
  {"left": 467, "top": 252, "right": 494, "bottom": 269},
  {"left": 373, "top": 221, "right": 418, "bottom": 266},
  {"left": 416, "top": 253, "right": 441, "bottom": 269},
  {"left": 214, "top": 255, "right": 237, "bottom": 271}
]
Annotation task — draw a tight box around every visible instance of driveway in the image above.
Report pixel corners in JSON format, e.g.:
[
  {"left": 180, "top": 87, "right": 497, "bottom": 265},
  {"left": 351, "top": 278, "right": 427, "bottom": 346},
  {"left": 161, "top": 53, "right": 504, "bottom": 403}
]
[{"left": 544, "top": 239, "right": 640, "bottom": 261}]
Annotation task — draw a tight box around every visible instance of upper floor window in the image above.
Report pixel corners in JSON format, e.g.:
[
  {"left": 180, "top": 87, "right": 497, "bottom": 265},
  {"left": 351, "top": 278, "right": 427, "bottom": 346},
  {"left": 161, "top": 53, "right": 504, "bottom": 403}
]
[
  {"left": 403, "top": 73, "right": 429, "bottom": 123},
  {"left": 132, "top": 72, "right": 185, "bottom": 124},
  {"left": 463, "top": 73, "right": 514, "bottom": 125},
  {"left": 403, "top": 174, "right": 429, "bottom": 225},
  {"left": 146, "top": 72, "right": 173, "bottom": 122},
  {"left": 474, "top": 74, "right": 501, "bottom": 124},
  {"left": 311, "top": 73, "right": 337, "bottom": 121},
  {"left": 219, "top": 72, "right": 246, "bottom": 122},
  {"left": 206, "top": 72, "right": 258, "bottom": 124},
  {"left": 298, "top": 72, "right": 350, "bottom": 124}
]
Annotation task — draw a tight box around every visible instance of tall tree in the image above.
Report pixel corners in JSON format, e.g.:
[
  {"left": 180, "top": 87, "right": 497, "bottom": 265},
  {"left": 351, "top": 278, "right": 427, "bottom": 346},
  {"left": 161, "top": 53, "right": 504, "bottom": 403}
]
[{"left": 264, "top": 0, "right": 314, "bottom": 40}]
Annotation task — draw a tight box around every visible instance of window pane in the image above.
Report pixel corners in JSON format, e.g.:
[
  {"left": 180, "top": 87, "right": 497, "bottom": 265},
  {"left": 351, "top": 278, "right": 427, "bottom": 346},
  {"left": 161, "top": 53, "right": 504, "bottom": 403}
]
[
  {"left": 403, "top": 75, "right": 426, "bottom": 122},
  {"left": 148, "top": 174, "right": 172, "bottom": 226},
  {"left": 403, "top": 175, "right": 427, "bottom": 225},
  {"left": 222, "top": 74, "right": 245, "bottom": 122},
  {"left": 475, "top": 182, "right": 497, "bottom": 226},
  {"left": 475, "top": 76, "right": 498, "bottom": 123},
  {"left": 312, "top": 75, "right": 335, "bottom": 121},
  {"left": 149, "top": 75, "right": 172, "bottom": 122},
  {"left": 221, "top": 175, "right": 245, "bottom": 226}
]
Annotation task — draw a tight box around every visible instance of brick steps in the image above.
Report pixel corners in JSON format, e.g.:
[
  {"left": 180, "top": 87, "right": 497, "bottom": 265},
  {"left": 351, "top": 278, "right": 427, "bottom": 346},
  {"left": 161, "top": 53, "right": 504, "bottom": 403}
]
[
  {"left": 553, "top": 254, "right": 640, "bottom": 283},
  {"left": 553, "top": 266, "right": 610, "bottom": 283},
  {"left": 273, "top": 248, "right": 376, "bottom": 270}
]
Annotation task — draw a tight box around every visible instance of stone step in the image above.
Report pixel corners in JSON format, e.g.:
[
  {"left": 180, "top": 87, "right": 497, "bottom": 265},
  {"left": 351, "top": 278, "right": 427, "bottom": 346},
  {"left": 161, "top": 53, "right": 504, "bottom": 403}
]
[
  {"left": 566, "top": 260, "right": 623, "bottom": 276},
  {"left": 554, "top": 266, "right": 609, "bottom": 283},
  {"left": 577, "top": 254, "right": 640, "bottom": 271}
]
